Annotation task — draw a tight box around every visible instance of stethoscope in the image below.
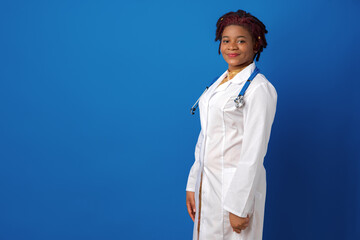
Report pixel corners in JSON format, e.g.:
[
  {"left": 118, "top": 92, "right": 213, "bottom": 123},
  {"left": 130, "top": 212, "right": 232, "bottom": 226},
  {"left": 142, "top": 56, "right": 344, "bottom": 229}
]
[{"left": 190, "top": 67, "right": 260, "bottom": 115}]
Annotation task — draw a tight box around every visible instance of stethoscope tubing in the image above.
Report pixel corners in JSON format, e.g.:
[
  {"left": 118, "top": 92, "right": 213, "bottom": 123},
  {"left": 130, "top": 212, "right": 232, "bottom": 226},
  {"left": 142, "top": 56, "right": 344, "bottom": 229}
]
[{"left": 190, "top": 67, "right": 259, "bottom": 115}]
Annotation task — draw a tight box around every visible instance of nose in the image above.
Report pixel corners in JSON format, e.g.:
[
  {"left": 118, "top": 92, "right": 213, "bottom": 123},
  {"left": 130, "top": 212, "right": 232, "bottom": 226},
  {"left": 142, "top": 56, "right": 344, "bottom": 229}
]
[{"left": 228, "top": 41, "right": 239, "bottom": 50}]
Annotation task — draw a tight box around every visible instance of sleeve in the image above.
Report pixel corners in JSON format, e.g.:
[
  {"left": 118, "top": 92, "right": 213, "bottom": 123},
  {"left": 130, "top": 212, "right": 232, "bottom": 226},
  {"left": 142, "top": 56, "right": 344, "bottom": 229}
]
[
  {"left": 223, "top": 82, "right": 277, "bottom": 217},
  {"left": 186, "top": 129, "right": 204, "bottom": 192}
]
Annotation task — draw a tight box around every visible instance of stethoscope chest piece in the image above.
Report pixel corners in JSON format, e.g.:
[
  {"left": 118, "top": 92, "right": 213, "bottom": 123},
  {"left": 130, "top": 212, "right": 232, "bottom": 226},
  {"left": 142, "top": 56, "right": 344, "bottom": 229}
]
[
  {"left": 234, "top": 95, "right": 245, "bottom": 108},
  {"left": 190, "top": 67, "right": 259, "bottom": 115}
]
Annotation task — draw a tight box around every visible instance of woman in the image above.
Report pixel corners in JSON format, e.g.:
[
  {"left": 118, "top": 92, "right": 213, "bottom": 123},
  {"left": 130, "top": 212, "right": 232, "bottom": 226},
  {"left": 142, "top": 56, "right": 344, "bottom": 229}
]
[{"left": 186, "top": 10, "right": 277, "bottom": 240}]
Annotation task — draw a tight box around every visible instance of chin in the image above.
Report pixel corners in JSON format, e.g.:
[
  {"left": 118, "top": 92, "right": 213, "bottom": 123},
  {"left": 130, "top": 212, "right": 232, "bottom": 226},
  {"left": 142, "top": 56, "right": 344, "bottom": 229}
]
[{"left": 228, "top": 62, "right": 242, "bottom": 68}]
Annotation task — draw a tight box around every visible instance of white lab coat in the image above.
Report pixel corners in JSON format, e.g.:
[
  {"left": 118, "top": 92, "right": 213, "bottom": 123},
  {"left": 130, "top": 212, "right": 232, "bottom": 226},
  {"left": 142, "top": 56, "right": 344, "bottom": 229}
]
[{"left": 186, "top": 62, "right": 277, "bottom": 240}]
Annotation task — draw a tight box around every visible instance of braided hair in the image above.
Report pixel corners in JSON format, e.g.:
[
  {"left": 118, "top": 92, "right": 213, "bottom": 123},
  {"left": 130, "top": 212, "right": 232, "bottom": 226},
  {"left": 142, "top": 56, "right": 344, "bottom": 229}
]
[{"left": 215, "top": 10, "right": 268, "bottom": 61}]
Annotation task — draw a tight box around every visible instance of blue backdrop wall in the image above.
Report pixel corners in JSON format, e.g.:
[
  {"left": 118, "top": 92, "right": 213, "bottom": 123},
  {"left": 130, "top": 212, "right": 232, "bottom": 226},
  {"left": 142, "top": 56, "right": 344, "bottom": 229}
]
[{"left": 0, "top": 0, "right": 359, "bottom": 239}]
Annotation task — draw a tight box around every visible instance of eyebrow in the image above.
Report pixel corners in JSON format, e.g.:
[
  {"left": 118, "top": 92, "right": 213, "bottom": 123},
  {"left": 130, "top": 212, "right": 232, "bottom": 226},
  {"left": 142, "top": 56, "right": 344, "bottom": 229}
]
[{"left": 222, "top": 36, "right": 247, "bottom": 38}]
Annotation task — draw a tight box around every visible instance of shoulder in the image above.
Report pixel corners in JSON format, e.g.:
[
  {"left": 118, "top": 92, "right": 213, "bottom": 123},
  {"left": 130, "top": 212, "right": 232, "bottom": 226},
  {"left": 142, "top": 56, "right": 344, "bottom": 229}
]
[{"left": 246, "top": 73, "right": 277, "bottom": 100}]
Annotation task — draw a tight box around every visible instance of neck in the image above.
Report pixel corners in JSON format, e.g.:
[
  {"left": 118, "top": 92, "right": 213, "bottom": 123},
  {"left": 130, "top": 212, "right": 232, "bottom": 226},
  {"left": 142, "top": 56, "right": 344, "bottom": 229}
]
[{"left": 228, "top": 61, "right": 253, "bottom": 72}]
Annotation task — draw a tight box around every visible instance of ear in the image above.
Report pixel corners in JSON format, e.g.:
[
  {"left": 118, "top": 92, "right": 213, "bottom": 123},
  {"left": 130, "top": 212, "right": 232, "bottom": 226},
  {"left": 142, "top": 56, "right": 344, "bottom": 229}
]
[{"left": 253, "top": 42, "right": 259, "bottom": 53}]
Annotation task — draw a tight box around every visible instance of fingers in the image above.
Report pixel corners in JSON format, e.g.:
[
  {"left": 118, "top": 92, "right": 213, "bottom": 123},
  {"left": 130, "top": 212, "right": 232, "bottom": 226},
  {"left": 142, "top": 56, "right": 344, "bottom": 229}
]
[
  {"left": 242, "top": 218, "right": 250, "bottom": 229},
  {"left": 186, "top": 192, "right": 196, "bottom": 221},
  {"left": 232, "top": 216, "right": 250, "bottom": 233},
  {"left": 232, "top": 225, "right": 247, "bottom": 232},
  {"left": 232, "top": 224, "right": 248, "bottom": 234},
  {"left": 186, "top": 200, "right": 196, "bottom": 221},
  {"left": 241, "top": 222, "right": 249, "bottom": 229}
]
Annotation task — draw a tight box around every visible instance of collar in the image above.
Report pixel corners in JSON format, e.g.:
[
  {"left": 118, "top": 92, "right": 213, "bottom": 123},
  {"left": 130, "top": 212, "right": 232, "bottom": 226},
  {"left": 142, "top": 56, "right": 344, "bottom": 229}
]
[{"left": 230, "top": 62, "right": 257, "bottom": 85}]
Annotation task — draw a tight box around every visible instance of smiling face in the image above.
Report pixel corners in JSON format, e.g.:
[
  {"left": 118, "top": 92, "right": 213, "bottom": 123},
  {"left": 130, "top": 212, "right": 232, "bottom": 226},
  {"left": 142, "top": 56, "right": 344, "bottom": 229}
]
[{"left": 220, "top": 25, "right": 257, "bottom": 71}]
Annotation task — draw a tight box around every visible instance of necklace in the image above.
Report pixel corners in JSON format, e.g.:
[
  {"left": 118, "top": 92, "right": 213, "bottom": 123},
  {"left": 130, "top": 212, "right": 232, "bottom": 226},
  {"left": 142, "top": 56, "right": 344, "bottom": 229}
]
[{"left": 218, "top": 68, "right": 242, "bottom": 86}]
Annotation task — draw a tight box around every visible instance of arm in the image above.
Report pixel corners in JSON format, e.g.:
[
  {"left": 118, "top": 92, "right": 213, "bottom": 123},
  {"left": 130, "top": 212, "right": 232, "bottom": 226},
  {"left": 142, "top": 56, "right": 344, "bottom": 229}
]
[
  {"left": 186, "top": 130, "right": 204, "bottom": 221},
  {"left": 186, "top": 129, "right": 204, "bottom": 192},
  {"left": 224, "top": 82, "right": 277, "bottom": 218}
]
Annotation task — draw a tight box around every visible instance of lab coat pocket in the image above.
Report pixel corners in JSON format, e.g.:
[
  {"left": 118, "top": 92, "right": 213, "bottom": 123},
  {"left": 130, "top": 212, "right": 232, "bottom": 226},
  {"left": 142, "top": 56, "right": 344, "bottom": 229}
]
[
  {"left": 234, "top": 192, "right": 262, "bottom": 240},
  {"left": 236, "top": 191, "right": 264, "bottom": 240}
]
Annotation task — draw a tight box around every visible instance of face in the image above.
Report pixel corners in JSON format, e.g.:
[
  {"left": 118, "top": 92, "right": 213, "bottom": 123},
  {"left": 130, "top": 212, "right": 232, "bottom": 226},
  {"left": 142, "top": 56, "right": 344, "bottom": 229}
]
[{"left": 220, "top": 25, "right": 257, "bottom": 71}]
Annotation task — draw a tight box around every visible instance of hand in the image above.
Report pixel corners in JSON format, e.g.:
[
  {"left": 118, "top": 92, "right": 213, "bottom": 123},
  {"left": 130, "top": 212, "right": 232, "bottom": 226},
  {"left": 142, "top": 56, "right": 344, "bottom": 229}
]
[
  {"left": 186, "top": 191, "right": 196, "bottom": 221},
  {"left": 229, "top": 212, "right": 250, "bottom": 234}
]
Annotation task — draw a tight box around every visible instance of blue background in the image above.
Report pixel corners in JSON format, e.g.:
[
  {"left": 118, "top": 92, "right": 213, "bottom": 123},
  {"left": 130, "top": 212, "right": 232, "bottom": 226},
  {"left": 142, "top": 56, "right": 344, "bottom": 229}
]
[{"left": 0, "top": 0, "right": 359, "bottom": 239}]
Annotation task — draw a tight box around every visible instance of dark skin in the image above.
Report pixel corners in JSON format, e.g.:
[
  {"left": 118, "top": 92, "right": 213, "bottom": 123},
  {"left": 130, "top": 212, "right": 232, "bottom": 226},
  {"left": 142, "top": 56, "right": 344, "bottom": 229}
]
[
  {"left": 220, "top": 25, "right": 258, "bottom": 72},
  {"left": 186, "top": 24, "right": 257, "bottom": 234},
  {"left": 186, "top": 191, "right": 196, "bottom": 221}
]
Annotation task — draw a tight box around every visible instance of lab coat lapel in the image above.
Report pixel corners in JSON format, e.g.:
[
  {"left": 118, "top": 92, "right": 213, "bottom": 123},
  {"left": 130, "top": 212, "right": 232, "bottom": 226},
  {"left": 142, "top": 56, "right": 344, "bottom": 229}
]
[
  {"left": 198, "top": 62, "right": 256, "bottom": 130},
  {"left": 217, "top": 62, "right": 257, "bottom": 110},
  {"left": 207, "top": 71, "right": 228, "bottom": 95},
  {"left": 230, "top": 62, "right": 256, "bottom": 85},
  {"left": 212, "top": 62, "right": 257, "bottom": 96},
  {"left": 198, "top": 70, "right": 227, "bottom": 131}
]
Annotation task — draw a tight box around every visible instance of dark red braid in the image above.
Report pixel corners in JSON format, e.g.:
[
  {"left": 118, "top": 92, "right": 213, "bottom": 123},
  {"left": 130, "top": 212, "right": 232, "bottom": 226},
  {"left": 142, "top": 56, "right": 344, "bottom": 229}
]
[{"left": 215, "top": 10, "right": 268, "bottom": 61}]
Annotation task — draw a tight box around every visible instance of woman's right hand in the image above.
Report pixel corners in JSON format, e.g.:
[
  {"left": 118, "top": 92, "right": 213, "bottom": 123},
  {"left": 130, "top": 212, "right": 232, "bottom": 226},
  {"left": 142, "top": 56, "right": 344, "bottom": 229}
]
[
  {"left": 229, "top": 212, "right": 250, "bottom": 233},
  {"left": 186, "top": 191, "right": 196, "bottom": 221}
]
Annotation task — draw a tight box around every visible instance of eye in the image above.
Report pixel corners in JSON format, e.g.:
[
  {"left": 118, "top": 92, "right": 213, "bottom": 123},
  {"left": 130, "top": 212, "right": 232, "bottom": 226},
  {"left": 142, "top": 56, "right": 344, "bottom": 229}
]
[
  {"left": 222, "top": 40, "right": 229, "bottom": 43},
  {"left": 238, "top": 40, "right": 245, "bottom": 43}
]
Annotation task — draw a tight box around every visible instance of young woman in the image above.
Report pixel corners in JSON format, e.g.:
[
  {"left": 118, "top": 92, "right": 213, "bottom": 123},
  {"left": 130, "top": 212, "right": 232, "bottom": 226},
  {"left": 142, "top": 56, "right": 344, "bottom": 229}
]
[{"left": 186, "top": 10, "right": 277, "bottom": 240}]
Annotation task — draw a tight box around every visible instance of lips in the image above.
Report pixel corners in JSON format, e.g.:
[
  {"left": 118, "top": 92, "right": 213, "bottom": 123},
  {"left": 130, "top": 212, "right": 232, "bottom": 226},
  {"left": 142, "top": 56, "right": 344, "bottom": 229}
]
[{"left": 227, "top": 53, "right": 239, "bottom": 57}]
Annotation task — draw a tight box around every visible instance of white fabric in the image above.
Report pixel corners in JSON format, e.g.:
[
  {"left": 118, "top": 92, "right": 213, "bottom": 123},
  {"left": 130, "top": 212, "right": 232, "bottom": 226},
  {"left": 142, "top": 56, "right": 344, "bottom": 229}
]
[{"left": 186, "top": 62, "right": 277, "bottom": 240}]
